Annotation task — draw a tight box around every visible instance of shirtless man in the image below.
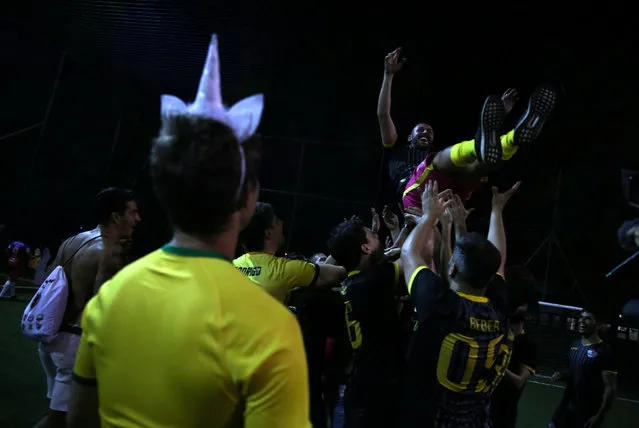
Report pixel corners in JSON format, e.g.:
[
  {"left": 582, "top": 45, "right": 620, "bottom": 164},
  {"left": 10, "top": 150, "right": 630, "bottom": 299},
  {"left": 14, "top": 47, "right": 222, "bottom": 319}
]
[{"left": 34, "top": 187, "right": 140, "bottom": 428}]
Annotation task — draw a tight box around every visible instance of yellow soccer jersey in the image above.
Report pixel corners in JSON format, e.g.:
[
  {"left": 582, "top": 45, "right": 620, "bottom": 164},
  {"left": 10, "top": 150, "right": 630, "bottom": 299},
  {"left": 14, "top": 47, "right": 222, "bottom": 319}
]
[
  {"left": 72, "top": 245, "right": 311, "bottom": 428},
  {"left": 234, "top": 252, "right": 318, "bottom": 303}
]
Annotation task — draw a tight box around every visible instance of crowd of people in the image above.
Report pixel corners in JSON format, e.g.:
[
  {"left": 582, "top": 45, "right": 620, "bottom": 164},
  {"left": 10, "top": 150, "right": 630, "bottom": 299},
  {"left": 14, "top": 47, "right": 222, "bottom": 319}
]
[{"left": 3, "top": 35, "right": 620, "bottom": 428}]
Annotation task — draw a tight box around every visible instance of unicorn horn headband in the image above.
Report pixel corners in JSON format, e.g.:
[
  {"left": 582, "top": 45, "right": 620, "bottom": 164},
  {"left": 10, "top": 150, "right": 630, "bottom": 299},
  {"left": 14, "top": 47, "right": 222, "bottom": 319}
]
[{"left": 160, "top": 34, "right": 264, "bottom": 200}]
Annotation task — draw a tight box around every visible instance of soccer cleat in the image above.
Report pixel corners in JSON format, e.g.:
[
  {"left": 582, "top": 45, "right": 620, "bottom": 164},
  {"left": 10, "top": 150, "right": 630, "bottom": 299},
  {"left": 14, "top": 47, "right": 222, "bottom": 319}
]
[
  {"left": 475, "top": 95, "right": 506, "bottom": 166},
  {"left": 514, "top": 83, "right": 557, "bottom": 146}
]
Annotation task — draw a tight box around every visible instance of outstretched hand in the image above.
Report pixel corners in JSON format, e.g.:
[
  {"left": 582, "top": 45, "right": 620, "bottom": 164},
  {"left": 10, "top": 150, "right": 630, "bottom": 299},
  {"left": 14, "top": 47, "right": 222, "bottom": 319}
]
[
  {"left": 371, "top": 208, "right": 381, "bottom": 233},
  {"left": 501, "top": 88, "right": 519, "bottom": 115},
  {"left": 491, "top": 181, "right": 521, "bottom": 210},
  {"left": 421, "top": 181, "right": 453, "bottom": 220},
  {"left": 448, "top": 194, "right": 474, "bottom": 224},
  {"left": 384, "top": 47, "right": 406, "bottom": 75},
  {"left": 382, "top": 205, "right": 399, "bottom": 231}
]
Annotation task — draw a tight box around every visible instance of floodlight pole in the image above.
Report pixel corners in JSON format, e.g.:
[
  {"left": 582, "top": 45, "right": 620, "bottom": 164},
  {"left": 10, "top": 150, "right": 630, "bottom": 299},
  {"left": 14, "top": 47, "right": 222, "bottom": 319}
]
[{"left": 525, "top": 170, "right": 587, "bottom": 304}]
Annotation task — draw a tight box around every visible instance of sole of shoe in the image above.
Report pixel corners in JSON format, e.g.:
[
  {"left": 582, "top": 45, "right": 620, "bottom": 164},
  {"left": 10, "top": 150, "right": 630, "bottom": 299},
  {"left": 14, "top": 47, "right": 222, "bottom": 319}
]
[
  {"left": 475, "top": 95, "right": 506, "bottom": 166},
  {"left": 514, "top": 83, "right": 557, "bottom": 146}
]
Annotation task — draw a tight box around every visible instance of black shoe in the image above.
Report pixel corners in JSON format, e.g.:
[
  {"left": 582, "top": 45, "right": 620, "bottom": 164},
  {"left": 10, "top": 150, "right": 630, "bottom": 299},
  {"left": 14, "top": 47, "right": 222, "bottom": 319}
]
[
  {"left": 475, "top": 95, "right": 506, "bottom": 166},
  {"left": 514, "top": 83, "right": 557, "bottom": 146}
]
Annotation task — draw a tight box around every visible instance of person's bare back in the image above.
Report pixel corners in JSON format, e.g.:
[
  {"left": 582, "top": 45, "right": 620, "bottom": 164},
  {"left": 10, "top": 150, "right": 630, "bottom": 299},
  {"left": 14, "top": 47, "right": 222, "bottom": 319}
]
[{"left": 54, "top": 230, "right": 124, "bottom": 326}]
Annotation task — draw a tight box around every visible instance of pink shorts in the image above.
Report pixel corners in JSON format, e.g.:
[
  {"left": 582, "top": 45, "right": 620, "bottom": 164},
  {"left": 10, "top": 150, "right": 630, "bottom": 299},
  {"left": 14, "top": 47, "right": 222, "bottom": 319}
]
[{"left": 402, "top": 152, "right": 482, "bottom": 211}]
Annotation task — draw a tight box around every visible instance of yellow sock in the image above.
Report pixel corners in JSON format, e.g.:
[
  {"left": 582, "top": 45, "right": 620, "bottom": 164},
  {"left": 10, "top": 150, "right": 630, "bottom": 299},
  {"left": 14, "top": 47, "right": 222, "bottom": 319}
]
[
  {"left": 449, "top": 140, "right": 477, "bottom": 167},
  {"left": 500, "top": 129, "right": 518, "bottom": 160}
]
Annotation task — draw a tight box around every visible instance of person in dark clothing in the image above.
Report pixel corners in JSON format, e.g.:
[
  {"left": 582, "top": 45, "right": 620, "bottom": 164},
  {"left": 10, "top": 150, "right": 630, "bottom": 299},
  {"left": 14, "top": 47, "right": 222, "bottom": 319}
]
[
  {"left": 550, "top": 309, "right": 618, "bottom": 428},
  {"left": 490, "top": 266, "right": 539, "bottom": 428}
]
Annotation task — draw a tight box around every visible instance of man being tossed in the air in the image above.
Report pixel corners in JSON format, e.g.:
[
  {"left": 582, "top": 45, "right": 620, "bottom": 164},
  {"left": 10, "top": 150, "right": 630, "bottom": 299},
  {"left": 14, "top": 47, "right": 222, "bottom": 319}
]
[
  {"left": 378, "top": 47, "right": 556, "bottom": 212},
  {"left": 399, "top": 180, "right": 519, "bottom": 428}
]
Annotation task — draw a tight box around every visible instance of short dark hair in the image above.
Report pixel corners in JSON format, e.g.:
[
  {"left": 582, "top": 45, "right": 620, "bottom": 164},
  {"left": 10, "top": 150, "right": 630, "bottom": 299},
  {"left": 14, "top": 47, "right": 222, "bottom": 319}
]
[
  {"left": 150, "top": 115, "right": 261, "bottom": 236},
  {"left": 582, "top": 306, "right": 603, "bottom": 322},
  {"left": 451, "top": 232, "right": 502, "bottom": 289},
  {"left": 240, "top": 202, "right": 275, "bottom": 252},
  {"left": 95, "top": 187, "right": 134, "bottom": 225},
  {"left": 327, "top": 218, "right": 367, "bottom": 272},
  {"left": 505, "top": 265, "right": 538, "bottom": 313},
  {"left": 618, "top": 219, "right": 639, "bottom": 251}
]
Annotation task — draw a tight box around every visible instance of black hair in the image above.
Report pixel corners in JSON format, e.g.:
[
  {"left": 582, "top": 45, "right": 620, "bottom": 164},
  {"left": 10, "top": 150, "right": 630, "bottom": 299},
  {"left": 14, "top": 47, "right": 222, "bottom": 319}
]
[
  {"left": 326, "top": 218, "right": 367, "bottom": 272},
  {"left": 150, "top": 115, "right": 261, "bottom": 236},
  {"left": 95, "top": 187, "right": 134, "bottom": 226},
  {"left": 505, "top": 265, "right": 539, "bottom": 316},
  {"left": 451, "top": 232, "right": 502, "bottom": 289},
  {"left": 618, "top": 219, "right": 639, "bottom": 251},
  {"left": 581, "top": 306, "right": 603, "bottom": 323},
  {"left": 239, "top": 202, "right": 275, "bottom": 252}
]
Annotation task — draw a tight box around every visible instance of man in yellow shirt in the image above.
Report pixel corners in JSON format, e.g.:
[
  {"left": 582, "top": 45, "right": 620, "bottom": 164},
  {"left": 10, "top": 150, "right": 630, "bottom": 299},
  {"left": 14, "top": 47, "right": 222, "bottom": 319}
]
[
  {"left": 235, "top": 202, "right": 346, "bottom": 303},
  {"left": 67, "top": 34, "right": 311, "bottom": 428}
]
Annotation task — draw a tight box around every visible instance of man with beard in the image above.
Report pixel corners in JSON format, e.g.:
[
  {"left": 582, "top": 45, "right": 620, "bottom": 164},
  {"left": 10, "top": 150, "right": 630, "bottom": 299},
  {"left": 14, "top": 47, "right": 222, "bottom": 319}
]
[
  {"left": 550, "top": 309, "right": 618, "bottom": 428},
  {"left": 235, "top": 202, "right": 346, "bottom": 303},
  {"left": 378, "top": 47, "right": 556, "bottom": 212},
  {"left": 326, "top": 217, "right": 406, "bottom": 428}
]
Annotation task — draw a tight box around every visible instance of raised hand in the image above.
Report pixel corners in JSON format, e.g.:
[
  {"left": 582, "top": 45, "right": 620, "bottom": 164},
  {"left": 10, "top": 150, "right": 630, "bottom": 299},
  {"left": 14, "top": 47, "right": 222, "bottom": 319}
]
[
  {"left": 449, "top": 194, "right": 474, "bottom": 223},
  {"left": 371, "top": 208, "right": 381, "bottom": 233},
  {"left": 421, "top": 181, "right": 453, "bottom": 220},
  {"left": 403, "top": 212, "right": 421, "bottom": 228},
  {"left": 384, "top": 47, "right": 406, "bottom": 75},
  {"left": 440, "top": 207, "right": 453, "bottom": 228},
  {"left": 491, "top": 181, "right": 521, "bottom": 210},
  {"left": 385, "top": 235, "right": 393, "bottom": 249},
  {"left": 382, "top": 205, "right": 399, "bottom": 231},
  {"left": 501, "top": 88, "right": 519, "bottom": 115}
]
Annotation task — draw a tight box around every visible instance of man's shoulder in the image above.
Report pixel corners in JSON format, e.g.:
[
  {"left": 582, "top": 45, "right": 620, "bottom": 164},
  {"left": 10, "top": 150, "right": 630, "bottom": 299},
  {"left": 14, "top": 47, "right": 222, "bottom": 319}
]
[{"left": 234, "top": 252, "right": 277, "bottom": 266}]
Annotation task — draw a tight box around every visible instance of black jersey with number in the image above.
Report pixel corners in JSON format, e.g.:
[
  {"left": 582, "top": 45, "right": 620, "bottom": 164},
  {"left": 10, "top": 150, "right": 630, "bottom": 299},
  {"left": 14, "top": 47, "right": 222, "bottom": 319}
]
[
  {"left": 340, "top": 261, "right": 404, "bottom": 424},
  {"left": 490, "top": 332, "right": 538, "bottom": 428},
  {"left": 401, "top": 267, "right": 513, "bottom": 428}
]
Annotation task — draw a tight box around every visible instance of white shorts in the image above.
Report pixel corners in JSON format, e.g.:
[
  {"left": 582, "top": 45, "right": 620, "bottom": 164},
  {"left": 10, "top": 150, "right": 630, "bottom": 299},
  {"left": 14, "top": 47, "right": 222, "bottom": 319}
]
[{"left": 38, "top": 332, "right": 81, "bottom": 412}]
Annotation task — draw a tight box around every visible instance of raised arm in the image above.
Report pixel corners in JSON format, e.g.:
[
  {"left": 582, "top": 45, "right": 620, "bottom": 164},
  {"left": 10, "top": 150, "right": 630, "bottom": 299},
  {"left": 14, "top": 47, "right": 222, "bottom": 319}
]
[
  {"left": 400, "top": 182, "right": 451, "bottom": 284},
  {"left": 487, "top": 182, "right": 520, "bottom": 276},
  {"left": 438, "top": 209, "right": 453, "bottom": 281},
  {"left": 448, "top": 194, "right": 473, "bottom": 241},
  {"left": 378, "top": 48, "right": 405, "bottom": 148}
]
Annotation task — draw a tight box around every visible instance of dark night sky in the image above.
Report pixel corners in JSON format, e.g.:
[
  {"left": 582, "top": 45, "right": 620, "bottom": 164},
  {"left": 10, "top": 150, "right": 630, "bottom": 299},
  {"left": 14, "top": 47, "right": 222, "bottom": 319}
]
[{"left": 2, "top": 1, "right": 639, "bottom": 310}]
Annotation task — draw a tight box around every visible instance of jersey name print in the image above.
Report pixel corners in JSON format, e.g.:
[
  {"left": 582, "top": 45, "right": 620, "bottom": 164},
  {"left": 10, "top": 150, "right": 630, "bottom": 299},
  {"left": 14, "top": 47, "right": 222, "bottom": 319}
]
[{"left": 237, "top": 266, "right": 262, "bottom": 276}]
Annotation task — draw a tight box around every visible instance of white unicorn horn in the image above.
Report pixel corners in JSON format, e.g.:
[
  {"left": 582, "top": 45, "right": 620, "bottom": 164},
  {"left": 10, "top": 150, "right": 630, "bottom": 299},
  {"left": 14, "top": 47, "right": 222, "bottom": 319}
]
[{"left": 193, "top": 34, "right": 223, "bottom": 112}]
